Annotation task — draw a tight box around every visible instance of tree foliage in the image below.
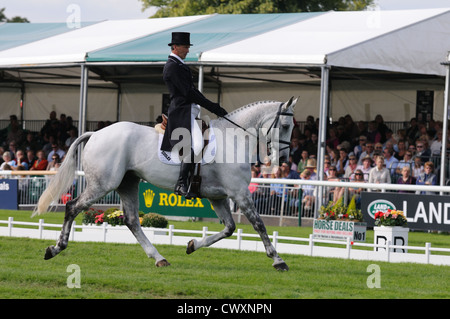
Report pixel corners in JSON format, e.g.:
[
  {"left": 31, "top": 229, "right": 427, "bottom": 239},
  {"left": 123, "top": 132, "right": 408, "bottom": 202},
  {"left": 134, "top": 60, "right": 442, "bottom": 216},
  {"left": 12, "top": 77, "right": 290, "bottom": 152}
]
[
  {"left": 139, "top": 0, "right": 374, "bottom": 18},
  {"left": 0, "top": 8, "right": 30, "bottom": 22}
]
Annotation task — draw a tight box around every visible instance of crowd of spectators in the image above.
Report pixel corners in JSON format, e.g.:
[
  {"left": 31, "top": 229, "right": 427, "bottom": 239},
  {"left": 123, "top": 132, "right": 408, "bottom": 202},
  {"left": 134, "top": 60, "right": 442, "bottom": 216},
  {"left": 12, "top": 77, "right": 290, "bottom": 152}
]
[
  {"left": 0, "top": 112, "right": 114, "bottom": 173},
  {"left": 251, "top": 113, "right": 447, "bottom": 215}
]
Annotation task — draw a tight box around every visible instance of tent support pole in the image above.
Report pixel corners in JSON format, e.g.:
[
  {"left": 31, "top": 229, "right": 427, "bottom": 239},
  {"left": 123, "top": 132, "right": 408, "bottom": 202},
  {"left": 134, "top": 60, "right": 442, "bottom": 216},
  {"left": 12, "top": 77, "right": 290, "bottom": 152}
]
[
  {"left": 77, "top": 64, "right": 89, "bottom": 196},
  {"left": 198, "top": 65, "right": 204, "bottom": 93},
  {"left": 116, "top": 84, "right": 122, "bottom": 122},
  {"left": 440, "top": 53, "right": 450, "bottom": 192},
  {"left": 316, "top": 65, "right": 330, "bottom": 216}
]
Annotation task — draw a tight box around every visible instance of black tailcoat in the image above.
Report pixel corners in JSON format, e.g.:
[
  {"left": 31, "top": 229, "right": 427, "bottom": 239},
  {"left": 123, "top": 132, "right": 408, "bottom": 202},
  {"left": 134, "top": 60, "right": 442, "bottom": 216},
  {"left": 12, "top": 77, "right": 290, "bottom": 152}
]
[{"left": 161, "top": 55, "right": 223, "bottom": 152}]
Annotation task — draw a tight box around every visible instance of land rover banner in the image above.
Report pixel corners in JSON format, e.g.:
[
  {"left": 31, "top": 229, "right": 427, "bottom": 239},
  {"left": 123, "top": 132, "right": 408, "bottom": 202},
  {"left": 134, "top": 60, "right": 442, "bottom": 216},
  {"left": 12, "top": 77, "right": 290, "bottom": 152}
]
[{"left": 361, "top": 191, "right": 450, "bottom": 231}]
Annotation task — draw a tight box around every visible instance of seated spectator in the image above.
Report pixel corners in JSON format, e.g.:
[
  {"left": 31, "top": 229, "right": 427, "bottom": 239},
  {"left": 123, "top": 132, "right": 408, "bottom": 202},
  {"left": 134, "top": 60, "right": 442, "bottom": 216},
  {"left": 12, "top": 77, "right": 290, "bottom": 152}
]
[
  {"left": 367, "top": 121, "right": 381, "bottom": 144},
  {"left": 11, "top": 149, "right": 29, "bottom": 170},
  {"left": 326, "top": 165, "right": 341, "bottom": 203},
  {"left": 356, "top": 155, "right": 373, "bottom": 182},
  {"left": 300, "top": 169, "right": 315, "bottom": 210},
  {"left": 27, "top": 149, "right": 37, "bottom": 168},
  {"left": 368, "top": 156, "right": 391, "bottom": 189},
  {"left": 412, "top": 156, "right": 424, "bottom": 177},
  {"left": 382, "top": 148, "right": 399, "bottom": 175},
  {"left": 415, "top": 140, "right": 430, "bottom": 164},
  {"left": 336, "top": 147, "right": 349, "bottom": 176},
  {"left": 22, "top": 132, "right": 41, "bottom": 153},
  {"left": 416, "top": 161, "right": 437, "bottom": 195},
  {"left": 357, "top": 142, "right": 374, "bottom": 165},
  {"left": 269, "top": 166, "right": 285, "bottom": 215},
  {"left": 0, "top": 151, "right": 14, "bottom": 170},
  {"left": 348, "top": 169, "right": 365, "bottom": 208},
  {"left": 47, "top": 143, "right": 66, "bottom": 163},
  {"left": 395, "top": 151, "right": 413, "bottom": 175},
  {"left": 304, "top": 158, "right": 317, "bottom": 180},
  {"left": 397, "top": 166, "right": 416, "bottom": 193},
  {"left": 65, "top": 127, "right": 78, "bottom": 151},
  {"left": 429, "top": 130, "right": 442, "bottom": 156},
  {"left": 323, "top": 158, "right": 332, "bottom": 177},
  {"left": 47, "top": 153, "right": 62, "bottom": 171},
  {"left": 281, "top": 161, "right": 299, "bottom": 180},
  {"left": 30, "top": 150, "right": 49, "bottom": 171},
  {"left": 353, "top": 135, "right": 367, "bottom": 160},
  {"left": 344, "top": 155, "right": 358, "bottom": 180},
  {"left": 394, "top": 139, "right": 407, "bottom": 160},
  {"left": 297, "top": 150, "right": 309, "bottom": 174}
]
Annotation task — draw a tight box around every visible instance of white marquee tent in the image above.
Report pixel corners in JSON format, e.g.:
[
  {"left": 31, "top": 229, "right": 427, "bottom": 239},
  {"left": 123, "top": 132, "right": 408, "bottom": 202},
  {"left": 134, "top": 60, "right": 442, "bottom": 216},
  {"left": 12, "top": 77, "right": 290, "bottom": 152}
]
[{"left": 1, "top": 8, "right": 450, "bottom": 195}]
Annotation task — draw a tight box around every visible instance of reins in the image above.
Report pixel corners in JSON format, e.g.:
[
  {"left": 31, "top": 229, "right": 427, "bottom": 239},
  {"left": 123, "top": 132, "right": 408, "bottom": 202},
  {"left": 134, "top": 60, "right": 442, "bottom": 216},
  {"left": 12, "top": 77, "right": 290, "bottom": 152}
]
[{"left": 220, "top": 102, "right": 294, "bottom": 161}]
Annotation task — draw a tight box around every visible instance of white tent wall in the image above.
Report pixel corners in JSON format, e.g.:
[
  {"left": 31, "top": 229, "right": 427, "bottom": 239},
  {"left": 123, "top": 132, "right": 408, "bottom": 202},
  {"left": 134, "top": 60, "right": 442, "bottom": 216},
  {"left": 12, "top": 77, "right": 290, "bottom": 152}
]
[
  {"left": 23, "top": 83, "right": 118, "bottom": 122},
  {"left": 330, "top": 80, "right": 445, "bottom": 122},
  {"left": 120, "top": 83, "right": 221, "bottom": 122},
  {"left": 120, "top": 83, "right": 164, "bottom": 123},
  {"left": 0, "top": 86, "right": 21, "bottom": 120},
  {"left": 220, "top": 83, "right": 321, "bottom": 120}
]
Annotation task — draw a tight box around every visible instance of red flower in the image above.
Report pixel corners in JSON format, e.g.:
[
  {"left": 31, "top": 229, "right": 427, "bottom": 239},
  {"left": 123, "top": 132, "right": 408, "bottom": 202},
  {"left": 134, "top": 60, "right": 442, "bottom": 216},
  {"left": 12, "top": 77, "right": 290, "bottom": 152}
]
[{"left": 95, "top": 213, "right": 104, "bottom": 224}]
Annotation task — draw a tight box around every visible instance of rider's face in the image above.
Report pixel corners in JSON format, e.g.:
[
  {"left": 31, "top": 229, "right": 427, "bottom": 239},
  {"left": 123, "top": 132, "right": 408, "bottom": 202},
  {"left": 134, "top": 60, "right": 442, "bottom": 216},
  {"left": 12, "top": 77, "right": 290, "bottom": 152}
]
[{"left": 173, "top": 44, "right": 190, "bottom": 60}]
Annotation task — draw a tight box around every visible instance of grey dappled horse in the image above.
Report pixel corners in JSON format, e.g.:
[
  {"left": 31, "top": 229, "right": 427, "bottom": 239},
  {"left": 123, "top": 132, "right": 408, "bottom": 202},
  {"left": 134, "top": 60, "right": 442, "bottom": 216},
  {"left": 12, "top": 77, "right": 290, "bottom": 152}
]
[{"left": 34, "top": 97, "right": 298, "bottom": 271}]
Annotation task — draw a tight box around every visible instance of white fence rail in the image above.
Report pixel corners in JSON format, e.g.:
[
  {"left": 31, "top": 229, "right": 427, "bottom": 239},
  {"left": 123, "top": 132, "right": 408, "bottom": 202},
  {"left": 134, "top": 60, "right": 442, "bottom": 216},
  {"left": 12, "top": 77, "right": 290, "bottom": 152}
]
[{"left": 1, "top": 217, "right": 449, "bottom": 266}]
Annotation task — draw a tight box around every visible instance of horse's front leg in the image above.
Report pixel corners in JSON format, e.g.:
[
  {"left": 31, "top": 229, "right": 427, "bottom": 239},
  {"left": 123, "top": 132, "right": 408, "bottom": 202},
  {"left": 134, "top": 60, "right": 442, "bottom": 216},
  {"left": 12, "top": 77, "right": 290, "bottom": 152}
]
[
  {"left": 236, "top": 192, "right": 289, "bottom": 271},
  {"left": 186, "top": 198, "right": 235, "bottom": 254}
]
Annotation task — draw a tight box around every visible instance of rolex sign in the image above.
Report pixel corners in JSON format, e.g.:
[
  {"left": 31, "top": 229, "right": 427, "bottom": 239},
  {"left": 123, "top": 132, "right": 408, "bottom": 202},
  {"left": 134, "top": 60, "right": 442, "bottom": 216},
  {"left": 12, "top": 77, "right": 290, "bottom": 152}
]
[{"left": 139, "top": 182, "right": 216, "bottom": 218}]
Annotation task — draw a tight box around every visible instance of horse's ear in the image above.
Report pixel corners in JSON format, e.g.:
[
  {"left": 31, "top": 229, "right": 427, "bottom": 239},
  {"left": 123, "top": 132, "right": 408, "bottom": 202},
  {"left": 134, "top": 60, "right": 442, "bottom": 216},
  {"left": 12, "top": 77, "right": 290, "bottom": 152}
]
[{"left": 284, "top": 96, "right": 298, "bottom": 110}]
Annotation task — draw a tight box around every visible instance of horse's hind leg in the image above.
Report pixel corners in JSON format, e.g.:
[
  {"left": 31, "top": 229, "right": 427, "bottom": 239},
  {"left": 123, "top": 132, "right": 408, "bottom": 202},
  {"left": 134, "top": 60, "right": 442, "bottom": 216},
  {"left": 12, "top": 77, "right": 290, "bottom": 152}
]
[
  {"left": 186, "top": 198, "right": 235, "bottom": 254},
  {"left": 45, "top": 188, "right": 104, "bottom": 260},
  {"left": 235, "top": 192, "right": 289, "bottom": 271},
  {"left": 117, "top": 172, "right": 169, "bottom": 267}
]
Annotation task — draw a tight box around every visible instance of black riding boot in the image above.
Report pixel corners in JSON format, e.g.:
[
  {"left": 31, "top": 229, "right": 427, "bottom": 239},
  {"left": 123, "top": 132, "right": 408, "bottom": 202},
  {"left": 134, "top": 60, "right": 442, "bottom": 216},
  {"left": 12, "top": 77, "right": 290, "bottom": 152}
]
[{"left": 174, "top": 160, "right": 194, "bottom": 197}]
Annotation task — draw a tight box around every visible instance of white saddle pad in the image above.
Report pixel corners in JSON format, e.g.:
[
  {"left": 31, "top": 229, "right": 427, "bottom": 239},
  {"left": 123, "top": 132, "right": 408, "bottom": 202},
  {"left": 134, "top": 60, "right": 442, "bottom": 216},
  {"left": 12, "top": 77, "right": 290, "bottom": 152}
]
[{"left": 158, "top": 126, "right": 217, "bottom": 165}]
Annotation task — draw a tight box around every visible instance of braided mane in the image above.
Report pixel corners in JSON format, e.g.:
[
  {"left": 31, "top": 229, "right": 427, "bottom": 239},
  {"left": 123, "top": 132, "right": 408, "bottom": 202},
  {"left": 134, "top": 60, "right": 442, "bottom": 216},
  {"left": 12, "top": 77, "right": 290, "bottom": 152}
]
[{"left": 225, "top": 100, "right": 279, "bottom": 117}]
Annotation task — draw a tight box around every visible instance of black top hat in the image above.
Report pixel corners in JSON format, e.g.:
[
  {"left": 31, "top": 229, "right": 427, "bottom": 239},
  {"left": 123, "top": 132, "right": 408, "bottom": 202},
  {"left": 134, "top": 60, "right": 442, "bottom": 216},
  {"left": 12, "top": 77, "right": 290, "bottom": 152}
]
[{"left": 168, "top": 32, "right": 193, "bottom": 46}]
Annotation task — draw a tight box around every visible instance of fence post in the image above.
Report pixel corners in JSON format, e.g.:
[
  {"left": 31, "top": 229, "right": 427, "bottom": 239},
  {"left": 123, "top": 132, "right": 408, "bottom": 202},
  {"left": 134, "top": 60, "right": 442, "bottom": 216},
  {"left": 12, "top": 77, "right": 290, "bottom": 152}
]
[
  {"left": 386, "top": 240, "right": 391, "bottom": 262},
  {"left": 309, "top": 234, "right": 314, "bottom": 256},
  {"left": 71, "top": 221, "right": 76, "bottom": 241},
  {"left": 237, "top": 228, "right": 242, "bottom": 250},
  {"left": 39, "top": 219, "right": 44, "bottom": 239},
  {"left": 169, "top": 225, "right": 174, "bottom": 245},
  {"left": 279, "top": 186, "right": 286, "bottom": 227},
  {"left": 298, "top": 189, "right": 302, "bottom": 226},
  {"left": 346, "top": 237, "right": 351, "bottom": 259},
  {"left": 425, "top": 242, "right": 431, "bottom": 264},
  {"left": 103, "top": 222, "right": 108, "bottom": 242},
  {"left": 273, "top": 231, "right": 278, "bottom": 249},
  {"left": 8, "top": 217, "right": 13, "bottom": 237}
]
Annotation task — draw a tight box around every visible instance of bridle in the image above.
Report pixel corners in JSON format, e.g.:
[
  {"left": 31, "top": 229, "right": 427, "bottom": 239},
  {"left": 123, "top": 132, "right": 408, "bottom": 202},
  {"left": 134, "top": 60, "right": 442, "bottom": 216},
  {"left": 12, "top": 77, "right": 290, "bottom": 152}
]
[{"left": 221, "top": 103, "right": 294, "bottom": 161}]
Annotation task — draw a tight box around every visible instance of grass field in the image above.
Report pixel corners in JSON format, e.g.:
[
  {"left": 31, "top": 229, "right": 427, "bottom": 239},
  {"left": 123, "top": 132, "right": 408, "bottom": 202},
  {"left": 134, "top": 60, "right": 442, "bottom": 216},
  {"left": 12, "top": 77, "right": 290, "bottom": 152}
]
[{"left": 1, "top": 210, "right": 449, "bottom": 299}]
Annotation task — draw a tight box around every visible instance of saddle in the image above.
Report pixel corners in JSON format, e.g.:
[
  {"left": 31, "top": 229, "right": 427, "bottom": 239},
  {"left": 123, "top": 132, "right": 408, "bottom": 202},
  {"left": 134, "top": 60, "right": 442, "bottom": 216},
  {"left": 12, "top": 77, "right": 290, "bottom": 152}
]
[{"left": 155, "top": 114, "right": 209, "bottom": 199}]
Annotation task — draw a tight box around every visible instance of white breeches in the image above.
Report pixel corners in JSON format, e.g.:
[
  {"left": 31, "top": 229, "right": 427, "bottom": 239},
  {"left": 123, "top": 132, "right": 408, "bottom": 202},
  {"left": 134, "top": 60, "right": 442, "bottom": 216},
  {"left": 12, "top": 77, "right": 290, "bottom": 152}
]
[{"left": 191, "top": 104, "right": 203, "bottom": 155}]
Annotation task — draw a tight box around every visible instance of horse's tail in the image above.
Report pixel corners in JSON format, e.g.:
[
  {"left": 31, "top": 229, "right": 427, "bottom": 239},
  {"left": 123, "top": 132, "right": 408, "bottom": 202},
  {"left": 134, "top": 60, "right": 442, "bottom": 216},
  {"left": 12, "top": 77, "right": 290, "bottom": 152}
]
[{"left": 32, "top": 132, "right": 94, "bottom": 217}]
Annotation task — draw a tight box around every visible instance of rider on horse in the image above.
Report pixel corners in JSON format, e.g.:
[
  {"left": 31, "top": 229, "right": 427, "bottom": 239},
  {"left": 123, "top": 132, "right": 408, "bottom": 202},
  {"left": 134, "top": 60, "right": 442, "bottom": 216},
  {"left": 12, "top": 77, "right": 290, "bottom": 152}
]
[{"left": 161, "top": 32, "right": 228, "bottom": 198}]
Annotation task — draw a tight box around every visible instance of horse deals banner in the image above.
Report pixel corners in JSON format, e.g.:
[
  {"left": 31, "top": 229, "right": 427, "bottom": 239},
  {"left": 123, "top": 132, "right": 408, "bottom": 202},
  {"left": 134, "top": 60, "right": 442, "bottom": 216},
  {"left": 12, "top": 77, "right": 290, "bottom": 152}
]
[
  {"left": 361, "top": 191, "right": 450, "bottom": 231},
  {"left": 138, "top": 182, "right": 216, "bottom": 218},
  {"left": 0, "top": 179, "right": 18, "bottom": 210}
]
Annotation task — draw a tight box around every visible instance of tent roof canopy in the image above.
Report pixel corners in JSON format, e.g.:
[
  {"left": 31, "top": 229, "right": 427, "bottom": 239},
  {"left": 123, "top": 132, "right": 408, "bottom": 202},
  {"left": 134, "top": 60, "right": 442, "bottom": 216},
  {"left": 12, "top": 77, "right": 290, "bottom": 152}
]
[{"left": 0, "top": 8, "right": 450, "bottom": 87}]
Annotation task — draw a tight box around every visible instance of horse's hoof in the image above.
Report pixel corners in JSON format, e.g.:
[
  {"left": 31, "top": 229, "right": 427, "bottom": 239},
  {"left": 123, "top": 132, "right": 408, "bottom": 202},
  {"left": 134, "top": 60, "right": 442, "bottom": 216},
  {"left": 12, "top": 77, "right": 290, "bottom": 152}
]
[
  {"left": 155, "top": 259, "right": 171, "bottom": 267},
  {"left": 186, "top": 239, "right": 196, "bottom": 254},
  {"left": 44, "top": 246, "right": 56, "bottom": 260},
  {"left": 273, "top": 262, "right": 289, "bottom": 271}
]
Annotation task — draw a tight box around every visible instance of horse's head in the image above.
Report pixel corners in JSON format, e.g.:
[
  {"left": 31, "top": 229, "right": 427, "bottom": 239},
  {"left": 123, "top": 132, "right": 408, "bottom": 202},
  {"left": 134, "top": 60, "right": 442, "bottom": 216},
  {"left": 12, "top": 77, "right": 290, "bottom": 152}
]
[{"left": 263, "top": 96, "right": 298, "bottom": 166}]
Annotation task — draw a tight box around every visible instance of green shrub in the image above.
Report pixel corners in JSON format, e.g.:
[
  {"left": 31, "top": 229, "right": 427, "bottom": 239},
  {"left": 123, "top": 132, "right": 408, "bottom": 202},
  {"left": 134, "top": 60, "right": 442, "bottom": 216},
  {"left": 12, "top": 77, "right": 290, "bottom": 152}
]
[{"left": 141, "top": 213, "right": 168, "bottom": 228}]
